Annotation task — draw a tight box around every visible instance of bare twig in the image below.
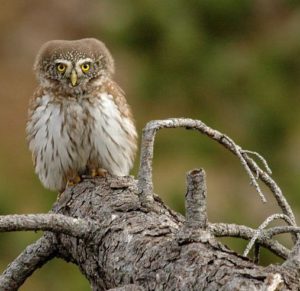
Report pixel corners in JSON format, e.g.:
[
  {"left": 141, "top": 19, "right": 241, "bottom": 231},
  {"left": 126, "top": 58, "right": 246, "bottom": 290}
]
[
  {"left": 137, "top": 118, "right": 269, "bottom": 203},
  {"left": 222, "top": 135, "right": 266, "bottom": 202},
  {"left": 0, "top": 234, "right": 56, "bottom": 291},
  {"left": 209, "top": 223, "right": 289, "bottom": 259},
  {"left": 243, "top": 214, "right": 294, "bottom": 257},
  {"left": 185, "top": 169, "right": 207, "bottom": 229},
  {"left": 264, "top": 226, "right": 300, "bottom": 238},
  {"left": 242, "top": 150, "right": 272, "bottom": 175},
  {"left": 137, "top": 119, "right": 267, "bottom": 203},
  {"left": 243, "top": 156, "right": 297, "bottom": 230},
  {"left": 137, "top": 118, "right": 297, "bottom": 243},
  {"left": 0, "top": 214, "right": 98, "bottom": 239}
]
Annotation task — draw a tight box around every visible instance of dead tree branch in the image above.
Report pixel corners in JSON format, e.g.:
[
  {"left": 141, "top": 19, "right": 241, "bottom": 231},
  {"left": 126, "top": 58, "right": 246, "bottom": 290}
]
[
  {"left": 137, "top": 118, "right": 296, "bottom": 226},
  {"left": 208, "top": 223, "right": 290, "bottom": 259},
  {"left": 137, "top": 118, "right": 268, "bottom": 202},
  {"left": 0, "top": 214, "right": 98, "bottom": 238},
  {"left": 185, "top": 169, "right": 207, "bottom": 229},
  {"left": 0, "top": 234, "right": 56, "bottom": 290},
  {"left": 0, "top": 118, "right": 299, "bottom": 290},
  {"left": 243, "top": 213, "right": 294, "bottom": 257}
]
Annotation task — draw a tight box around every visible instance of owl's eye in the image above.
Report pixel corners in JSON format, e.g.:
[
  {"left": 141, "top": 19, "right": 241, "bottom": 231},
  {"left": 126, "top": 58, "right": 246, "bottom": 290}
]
[
  {"left": 81, "top": 63, "right": 90, "bottom": 73},
  {"left": 56, "top": 63, "right": 66, "bottom": 73}
]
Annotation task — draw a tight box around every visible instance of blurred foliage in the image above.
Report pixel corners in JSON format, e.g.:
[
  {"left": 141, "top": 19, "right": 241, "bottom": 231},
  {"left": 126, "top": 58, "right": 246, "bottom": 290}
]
[{"left": 1, "top": 0, "right": 300, "bottom": 289}]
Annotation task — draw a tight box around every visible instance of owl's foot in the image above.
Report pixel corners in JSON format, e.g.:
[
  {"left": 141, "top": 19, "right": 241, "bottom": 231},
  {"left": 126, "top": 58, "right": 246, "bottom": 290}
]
[
  {"left": 90, "top": 168, "right": 108, "bottom": 178},
  {"left": 66, "top": 175, "right": 81, "bottom": 187}
]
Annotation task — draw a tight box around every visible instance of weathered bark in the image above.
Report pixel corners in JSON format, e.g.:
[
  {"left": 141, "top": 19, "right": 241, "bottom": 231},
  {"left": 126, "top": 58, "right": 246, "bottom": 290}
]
[
  {"left": 1, "top": 118, "right": 300, "bottom": 290},
  {"left": 0, "top": 234, "right": 56, "bottom": 290},
  {"left": 28, "top": 175, "right": 297, "bottom": 291}
]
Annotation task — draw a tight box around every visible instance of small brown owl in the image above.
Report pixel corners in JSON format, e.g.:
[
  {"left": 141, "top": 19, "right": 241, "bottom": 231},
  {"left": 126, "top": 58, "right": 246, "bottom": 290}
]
[{"left": 26, "top": 38, "right": 137, "bottom": 192}]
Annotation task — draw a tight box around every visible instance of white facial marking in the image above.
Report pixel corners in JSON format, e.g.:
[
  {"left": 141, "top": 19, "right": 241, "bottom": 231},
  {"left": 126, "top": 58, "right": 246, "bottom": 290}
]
[
  {"left": 54, "top": 59, "right": 72, "bottom": 65},
  {"left": 54, "top": 59, "right": 72, "bottom": 74},
  {"left": 77, "top": 58, "right": 93, "bottom": 66},
  {"left": 75, "top": 58, "right": 93, "bottom": 77}
]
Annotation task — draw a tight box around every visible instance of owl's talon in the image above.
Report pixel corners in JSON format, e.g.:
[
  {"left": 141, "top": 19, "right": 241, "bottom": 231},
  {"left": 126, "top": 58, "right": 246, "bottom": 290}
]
[
  {"left": 66, "top": 175, "right": 81, "bottom": 187},
  {"left": 91, "top": 168, "right": 97, "bottom": 177},
  {"left": 98, "top": 168, "right": 108, "bottom": 177},
  {"left": 90, "top": 168, "right": 108, "bottom": 178}
]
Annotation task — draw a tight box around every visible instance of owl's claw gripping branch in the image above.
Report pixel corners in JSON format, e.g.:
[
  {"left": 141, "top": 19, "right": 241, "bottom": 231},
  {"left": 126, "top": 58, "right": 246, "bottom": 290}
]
[
  {"left": 90, "top": 168, "right": 108, "bottom": 178},
  {"left": 66, "top": 175, "right": 81, "bottom": 188}
]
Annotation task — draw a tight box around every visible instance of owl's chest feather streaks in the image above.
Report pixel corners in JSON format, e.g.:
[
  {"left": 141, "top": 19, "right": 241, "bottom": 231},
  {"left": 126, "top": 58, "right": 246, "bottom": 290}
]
[
  {"left": 27, "top": 91, "right": 136, "bottom": 191},
  {"left": 30, "top": 92, "right": 123, "bottom": 154}
]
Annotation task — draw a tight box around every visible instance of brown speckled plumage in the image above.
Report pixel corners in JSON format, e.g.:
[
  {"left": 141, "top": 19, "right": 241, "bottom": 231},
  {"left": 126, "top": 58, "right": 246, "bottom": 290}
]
[{"left": 26, "top": 38, "right": 137, "bottom": 192}]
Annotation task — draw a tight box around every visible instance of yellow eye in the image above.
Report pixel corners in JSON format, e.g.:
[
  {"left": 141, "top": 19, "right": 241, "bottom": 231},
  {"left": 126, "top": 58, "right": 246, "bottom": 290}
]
[
  {"left": 56, "top": 63, "right": 66, "bottom": 73},
  {"left": 81, "top": 63, "right": 90, "bottom": 73}
]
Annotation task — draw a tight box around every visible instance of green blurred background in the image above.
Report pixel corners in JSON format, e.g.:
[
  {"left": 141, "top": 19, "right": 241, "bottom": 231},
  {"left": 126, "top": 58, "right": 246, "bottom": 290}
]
[{"left": 1, "top": 0, "right": 300, "bottom": 289}]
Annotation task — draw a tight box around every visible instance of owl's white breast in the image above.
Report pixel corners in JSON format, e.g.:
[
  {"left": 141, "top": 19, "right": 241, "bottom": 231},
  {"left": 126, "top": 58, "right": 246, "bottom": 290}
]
[
  {"left": 27, "top": 92, "right": 137, "bottom": 191},
  {"left": 27, "top": 94, "right": 89, "bottom": 190}
]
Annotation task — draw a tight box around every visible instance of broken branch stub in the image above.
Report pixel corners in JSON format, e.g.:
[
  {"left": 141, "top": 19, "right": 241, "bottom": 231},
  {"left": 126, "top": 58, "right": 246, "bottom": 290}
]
[{"left": 185, "top": 169, "right": 208, "bottom": 229}]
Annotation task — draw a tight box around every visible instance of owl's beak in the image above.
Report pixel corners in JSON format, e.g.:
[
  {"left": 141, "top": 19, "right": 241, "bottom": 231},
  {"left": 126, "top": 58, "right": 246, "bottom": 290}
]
[{"left": 70, "top": 70, "right": 78, "bottom": 86}]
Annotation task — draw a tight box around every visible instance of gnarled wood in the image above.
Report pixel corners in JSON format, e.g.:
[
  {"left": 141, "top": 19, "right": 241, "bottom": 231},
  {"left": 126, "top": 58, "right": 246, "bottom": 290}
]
[
  {"left": 1, "top": 118, "right": 300, "bottom": 290},
  {"left": 41, "top": 176, "right": 297, "bottom": 290}
]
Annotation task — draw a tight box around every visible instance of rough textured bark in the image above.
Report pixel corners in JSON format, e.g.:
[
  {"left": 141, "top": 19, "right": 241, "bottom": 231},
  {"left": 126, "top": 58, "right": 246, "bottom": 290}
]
[
  {"left": 0, "top": 234, "right": 56, "bottom": 290},
  {"left": 1, "top": 118, "right": 300, "bottom": 290},
  {"left": 23, "top": 175, "right": 296, "bottom": 290}
]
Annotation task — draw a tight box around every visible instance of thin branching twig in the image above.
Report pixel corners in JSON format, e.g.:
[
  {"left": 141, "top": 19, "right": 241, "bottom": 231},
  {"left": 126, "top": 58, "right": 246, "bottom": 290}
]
[
  {"left": 243, "top": 214, "right": 294, "bottom": 257},
  {"left": 242, "top": 150, "right": 272, "bottom": 175},
  {"left": 0, "top": 214, "right": 98, "bottom": 239},
  {"left": 0, "top": 234, "right": 56, "bottom": 290},
  {"left": 209, "top": 223, "right": 289, "bottom": 259},
  {"left": 137, "top": 118, "right": 299, "bottom": 263},
  {"left": 137, "top": 118, "right": 268, "bottom": 203}
]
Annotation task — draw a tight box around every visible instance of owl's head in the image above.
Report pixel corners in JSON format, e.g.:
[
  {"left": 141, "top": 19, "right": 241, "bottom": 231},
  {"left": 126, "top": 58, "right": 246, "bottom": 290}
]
[{"left": 34, "top": 38, "right": 114, "bottom": 92}]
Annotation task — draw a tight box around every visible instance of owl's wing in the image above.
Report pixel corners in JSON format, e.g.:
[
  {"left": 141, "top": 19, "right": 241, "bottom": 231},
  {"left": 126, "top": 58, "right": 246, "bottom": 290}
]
[
  {"left": 103, "top": 79, "right": 134, "bottom": 120},
  {"left": 28, "top": 87, "right": 44, "bottom": 113},
  {"left": 27, "top": 87, "right": 45, "bottom": 168}
]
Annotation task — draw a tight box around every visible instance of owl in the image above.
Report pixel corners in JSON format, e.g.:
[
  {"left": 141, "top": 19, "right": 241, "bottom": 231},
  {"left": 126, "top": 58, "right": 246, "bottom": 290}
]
[{"left": 26, "top": 38, "right": 137, "bottom": 192}]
